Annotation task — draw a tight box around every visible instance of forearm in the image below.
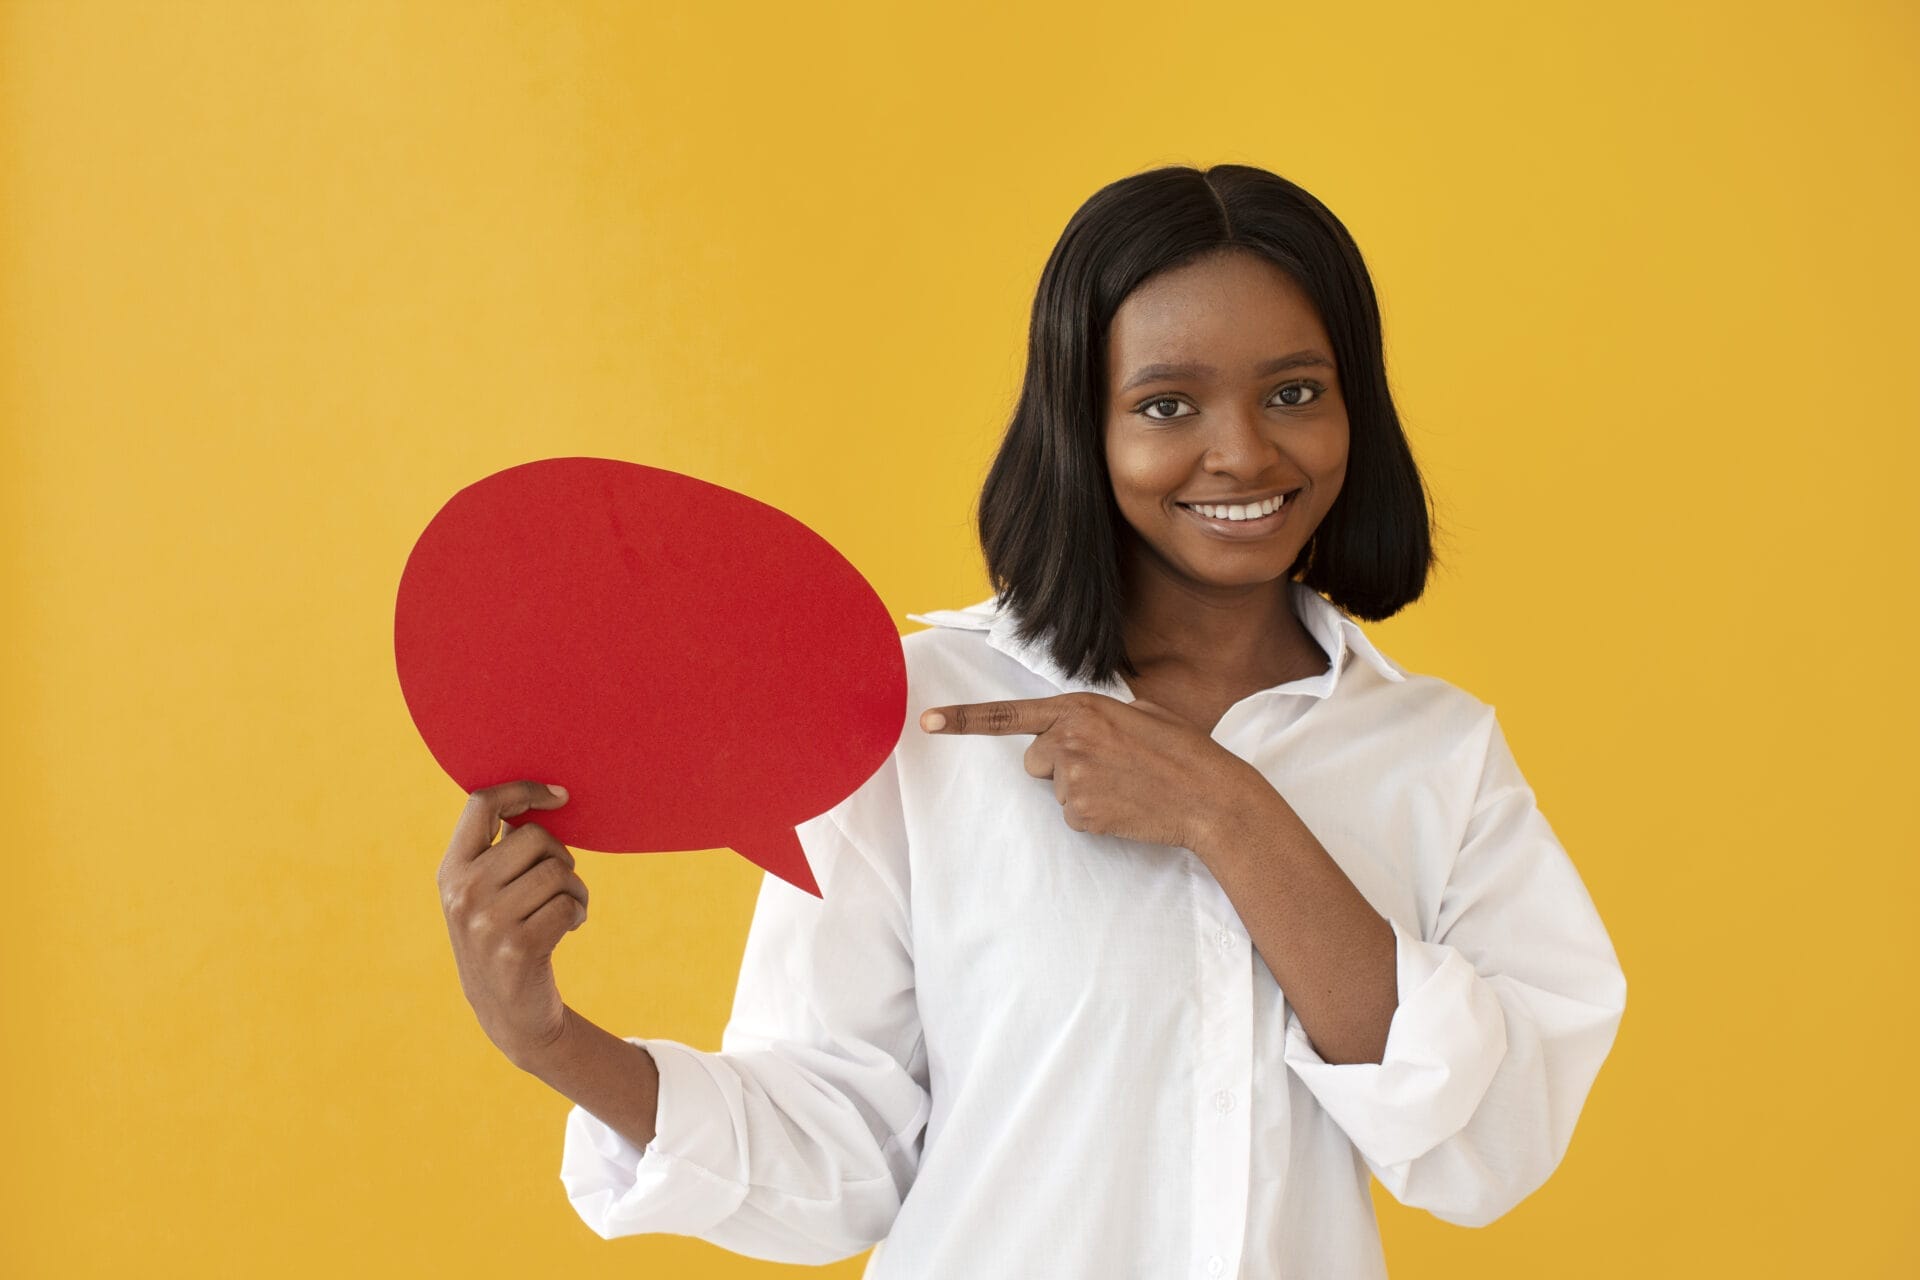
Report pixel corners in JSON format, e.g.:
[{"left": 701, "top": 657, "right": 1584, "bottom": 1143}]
[
  {"left": 517, "top": 1005, "right": 661, "bottom": 1151},
  {"left": 1195, "top": 776, "right": 1398, "bottom": 1065}
]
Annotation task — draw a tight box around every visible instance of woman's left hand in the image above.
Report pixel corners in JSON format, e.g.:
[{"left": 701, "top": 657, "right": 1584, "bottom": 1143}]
[{"left": 918, "top": 692, "right": 1269, "bottom": 854}]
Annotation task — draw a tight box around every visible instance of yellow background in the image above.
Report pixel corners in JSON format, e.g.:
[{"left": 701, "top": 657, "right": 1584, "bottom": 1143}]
[{"left": 4, "top": 0, "right": 1914, "bottom": 1275}]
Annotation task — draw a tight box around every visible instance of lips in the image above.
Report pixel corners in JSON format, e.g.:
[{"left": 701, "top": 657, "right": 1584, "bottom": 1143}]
[
  {"left": 1175, "top": 487, "right": 1301, "bottom": 520},
  {"left": 1175, "top": 491, "right": 1298, "bottom": 539}
]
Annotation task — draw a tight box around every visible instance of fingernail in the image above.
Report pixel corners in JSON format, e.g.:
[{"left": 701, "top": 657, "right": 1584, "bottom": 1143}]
[
  {"left": 921, "top": 711, "right": 946, "bottom": 731},
  {"left": 550, "top": 784, "right": 569, "bottom": 799}
]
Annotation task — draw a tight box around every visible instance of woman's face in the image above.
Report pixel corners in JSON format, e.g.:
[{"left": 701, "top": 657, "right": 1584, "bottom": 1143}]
[{"left": 1102, "top": 249, "right": 1348, "bottom": 594}]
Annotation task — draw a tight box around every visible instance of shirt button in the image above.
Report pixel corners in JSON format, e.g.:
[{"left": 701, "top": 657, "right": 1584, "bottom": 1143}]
[
  {"left": 1207, "top": 1256, "right": 1225, "bottom": 1276},
  {"left": 1214, "top": 1089, "right": 1235, "bottom": 1114},
  {"left": 1214, "top": 928, "right": 1233, "bottom": 950}
]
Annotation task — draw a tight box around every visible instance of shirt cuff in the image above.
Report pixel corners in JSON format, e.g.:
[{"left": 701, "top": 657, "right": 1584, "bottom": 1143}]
[
  {"left": 1281, "top": 916, "right": 1508, "bottom": 1169},
  {"left": 558, "top": 1037, "right": 748, "bottom": 1239}
]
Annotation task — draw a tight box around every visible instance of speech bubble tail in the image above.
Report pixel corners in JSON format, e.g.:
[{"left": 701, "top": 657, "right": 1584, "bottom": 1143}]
[{"left": 735, "top": 827, "right": 822, "bottom": 898}]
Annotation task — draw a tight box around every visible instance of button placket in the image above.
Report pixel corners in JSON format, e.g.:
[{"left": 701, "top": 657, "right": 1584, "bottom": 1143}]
[{"left": 1188, "top": 855, "right": 1251, "bottom": 1280}]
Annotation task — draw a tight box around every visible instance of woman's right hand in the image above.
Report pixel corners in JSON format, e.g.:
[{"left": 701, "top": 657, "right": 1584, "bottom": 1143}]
[{"left": 437, "top": 780, "right": 587, "bottom": 1068}]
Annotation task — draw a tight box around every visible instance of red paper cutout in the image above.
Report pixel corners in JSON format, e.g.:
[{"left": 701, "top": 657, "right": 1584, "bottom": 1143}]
[{"left": 394, "top": 457, "right": 907, "bottom": 897}]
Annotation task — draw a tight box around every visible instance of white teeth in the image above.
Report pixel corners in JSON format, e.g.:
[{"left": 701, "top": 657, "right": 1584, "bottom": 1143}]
[{"left": 1184, "top": 493, "right": 1287, "bottom": 521}]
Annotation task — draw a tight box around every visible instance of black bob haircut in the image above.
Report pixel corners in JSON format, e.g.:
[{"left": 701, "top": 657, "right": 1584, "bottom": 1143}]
[{"left": 976, "top": 162, "right": 1444, "bottom": 688}]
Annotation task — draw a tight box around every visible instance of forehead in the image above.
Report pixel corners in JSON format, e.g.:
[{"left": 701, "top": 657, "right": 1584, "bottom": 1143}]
[{"left": 1106, "top": 251, "right": 1328, "bottom": 372}]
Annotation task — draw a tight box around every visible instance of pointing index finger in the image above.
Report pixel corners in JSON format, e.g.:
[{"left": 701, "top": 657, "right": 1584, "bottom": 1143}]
[{"left": 919, "top": 696, "right": 1070, "bottom": 736}]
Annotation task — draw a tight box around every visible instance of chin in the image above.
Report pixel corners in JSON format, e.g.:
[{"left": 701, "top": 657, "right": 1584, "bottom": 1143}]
[{"left": 1168, "top": 546, "right": 1298, "bottom": 588}]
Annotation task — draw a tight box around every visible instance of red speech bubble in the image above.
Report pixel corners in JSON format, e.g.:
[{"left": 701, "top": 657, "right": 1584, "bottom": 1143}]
[{"left": 394, "top": 457, "right": 907, "bottom": 897}]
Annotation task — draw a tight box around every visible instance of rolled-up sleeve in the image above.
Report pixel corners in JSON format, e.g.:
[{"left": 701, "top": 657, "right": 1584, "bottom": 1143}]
[
  {"left": 558, "top": 751, "right": 931, "bottom": 1262},
  {"left": 1283, "top": 710, "right": 1627, "bottom": 1228}
]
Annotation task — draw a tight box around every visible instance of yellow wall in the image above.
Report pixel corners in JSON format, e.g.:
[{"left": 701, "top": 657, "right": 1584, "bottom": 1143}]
[{"left": 4, "top": 1, "right": 1914, "bottom": 1275}]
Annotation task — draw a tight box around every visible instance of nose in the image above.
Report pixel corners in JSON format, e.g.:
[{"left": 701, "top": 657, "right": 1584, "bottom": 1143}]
[{"left": 1200, "top": 404, "right": 1285, "bottom": 477}]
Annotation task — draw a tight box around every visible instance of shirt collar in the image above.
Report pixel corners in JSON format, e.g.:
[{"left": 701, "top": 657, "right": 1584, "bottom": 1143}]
[{"left": 904, "top": 581, "right": 1405, "bottom": 702}]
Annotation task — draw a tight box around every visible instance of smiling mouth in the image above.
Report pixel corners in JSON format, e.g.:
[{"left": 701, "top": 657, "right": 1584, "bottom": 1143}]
[{"left": 1175, "top": 488, "right": 1300, "bottom": 523}]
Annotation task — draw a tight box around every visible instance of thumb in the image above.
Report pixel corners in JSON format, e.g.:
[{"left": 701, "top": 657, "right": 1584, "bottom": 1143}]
[
  {"left": 493, "top": 781, "right": 570, "bottom": 843},
  {"left": 503, "top": 781, "right": 570, "bottom": 816},
  {"left": 1126, "top": 696, "right": 1185, "bottom": 726}
]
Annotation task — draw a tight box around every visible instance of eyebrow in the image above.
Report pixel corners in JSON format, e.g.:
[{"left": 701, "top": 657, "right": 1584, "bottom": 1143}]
[{"left": 1117, "top": 350, "right": 1335, "bottom": 395}]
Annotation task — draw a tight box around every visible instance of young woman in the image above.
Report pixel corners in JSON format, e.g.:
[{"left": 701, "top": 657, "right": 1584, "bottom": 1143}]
[{"left": 441, "top": 162, "right": 1626, "bottom": 1278}]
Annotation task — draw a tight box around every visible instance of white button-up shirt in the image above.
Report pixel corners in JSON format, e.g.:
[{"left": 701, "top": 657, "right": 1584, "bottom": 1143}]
[{"left": 559, "top": 582, "right": 1627, "bottom": 1278}]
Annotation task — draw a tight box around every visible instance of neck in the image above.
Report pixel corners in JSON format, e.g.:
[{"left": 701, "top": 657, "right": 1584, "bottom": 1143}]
[{"left": 1117, "top": 541, "right": 1309, "bottom": 684}]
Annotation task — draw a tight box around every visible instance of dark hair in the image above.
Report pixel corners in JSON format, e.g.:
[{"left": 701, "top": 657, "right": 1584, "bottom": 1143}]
[{"left": 976, "top": 162, "right": 1445, "bottom": 686}]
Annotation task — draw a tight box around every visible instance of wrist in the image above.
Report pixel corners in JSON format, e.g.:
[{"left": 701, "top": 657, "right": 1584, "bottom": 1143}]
[
  {"left": 1190, "top": 765, "right": 1287, "bottom": 866},
  {"left": 510, "top": 1005, "right": 581, "bottom": 1077}
]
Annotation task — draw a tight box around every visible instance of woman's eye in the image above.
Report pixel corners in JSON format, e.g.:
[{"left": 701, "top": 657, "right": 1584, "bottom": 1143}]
[{"left": 1133, "top": 381, "right": 1326, "bottom": 421}]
